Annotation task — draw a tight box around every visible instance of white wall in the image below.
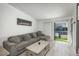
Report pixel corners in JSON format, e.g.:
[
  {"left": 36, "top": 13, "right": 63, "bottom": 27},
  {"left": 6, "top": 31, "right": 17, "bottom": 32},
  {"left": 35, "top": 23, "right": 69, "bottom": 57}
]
[
  {"left": 43, "top": 22, "right": 52, "bottom": 36},
  {"left": 67, "top": 19, "right": 73, "bottom": 46},
  {"left": 71, "top": 4, "right": 77, "bottom": 55},
  {"left": 0, "top": 4, "right": 37, "bottom": 47}
]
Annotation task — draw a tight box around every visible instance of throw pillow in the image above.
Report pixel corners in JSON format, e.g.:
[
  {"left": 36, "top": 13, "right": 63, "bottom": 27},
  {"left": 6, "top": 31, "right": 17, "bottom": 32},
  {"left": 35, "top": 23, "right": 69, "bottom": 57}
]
[{"left": 23, "top": 34, "right": 31, "bottom": 41}]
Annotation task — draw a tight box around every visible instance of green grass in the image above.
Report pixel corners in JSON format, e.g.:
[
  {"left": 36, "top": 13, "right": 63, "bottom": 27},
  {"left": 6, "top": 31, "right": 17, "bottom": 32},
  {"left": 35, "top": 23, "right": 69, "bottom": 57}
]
[{"left": 54, "top": 35, "right": 68, "bottom": 42}]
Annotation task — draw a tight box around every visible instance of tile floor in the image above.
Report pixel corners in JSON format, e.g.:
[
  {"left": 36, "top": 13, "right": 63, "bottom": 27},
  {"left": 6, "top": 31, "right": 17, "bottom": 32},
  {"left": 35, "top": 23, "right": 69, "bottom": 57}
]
[
  {"left": 46, "top": 41, "right": 75, "bottom": 56},
  {"left": 0, "top": 41, "right": 76, "bottom": 56}
]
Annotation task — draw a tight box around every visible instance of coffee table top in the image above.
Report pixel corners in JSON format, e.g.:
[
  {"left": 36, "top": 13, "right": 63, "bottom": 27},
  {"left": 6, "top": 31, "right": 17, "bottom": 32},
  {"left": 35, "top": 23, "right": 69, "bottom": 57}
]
[{"left": 26, "top": 40, "right": 49, "bottom": 54}]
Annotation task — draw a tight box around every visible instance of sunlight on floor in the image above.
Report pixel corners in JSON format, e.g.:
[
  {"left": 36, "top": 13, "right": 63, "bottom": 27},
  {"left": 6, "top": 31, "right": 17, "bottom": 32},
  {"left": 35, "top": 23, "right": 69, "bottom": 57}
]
[{"left": 46, "top": 41, "right": 74, "bottom": 56}]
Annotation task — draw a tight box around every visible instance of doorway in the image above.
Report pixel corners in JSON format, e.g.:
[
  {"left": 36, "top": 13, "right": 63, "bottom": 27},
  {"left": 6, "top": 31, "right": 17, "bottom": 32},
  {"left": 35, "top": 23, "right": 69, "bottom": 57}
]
[{"left": 54, "top": 22, "right": 68, "bottom": 43}]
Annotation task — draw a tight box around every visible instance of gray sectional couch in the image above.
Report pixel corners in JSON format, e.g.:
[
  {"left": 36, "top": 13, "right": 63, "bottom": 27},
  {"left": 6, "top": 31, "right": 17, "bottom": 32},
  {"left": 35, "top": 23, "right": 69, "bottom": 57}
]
[{"left": 3, "top": 31, "right": 50, "bottom": 56}]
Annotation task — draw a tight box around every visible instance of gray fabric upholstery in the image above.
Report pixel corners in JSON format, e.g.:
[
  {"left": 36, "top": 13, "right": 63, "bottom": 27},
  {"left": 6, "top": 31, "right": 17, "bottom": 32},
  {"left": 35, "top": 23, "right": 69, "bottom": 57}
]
[
  {"left": 28, "top": 38, "right": 40, "bottom": 44},
  {"left": 16, "top": 41, "right": 29, "bottom": 51},
  {"left": 8, "top": 36, "right": 23, "bottom": 44},
  {"left": 23, "top": 34, "right": 31, "bottom": 41},
  {"left": 30, "top": 33, "right": 37, "bottom": 38},
  {"left": 3, "top": 31, "right": 50, "bottom": 56},
  {"left": 39, "top": 36, "right": 50, "bottom": 41},
  {"left": 3, "top": 41, "right": 16, "bottom": 52},
  {"left": 36, "top": 31, "right": 45, "bottom": 36}
]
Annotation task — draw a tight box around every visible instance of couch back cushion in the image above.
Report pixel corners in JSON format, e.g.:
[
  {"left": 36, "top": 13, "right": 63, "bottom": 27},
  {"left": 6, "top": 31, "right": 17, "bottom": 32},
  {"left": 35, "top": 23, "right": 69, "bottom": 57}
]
[
  {"left": 30, "top": 33, "right": 37, "bottom": 38},
  {"left": 8, "top": 36, "right": 23, "bottom": 44},
  {"left": 23, "top": 34, "right": 32, "bottom": 41},
  {"left": 36, "top": 31, "right": 45, "bottom": 36}
]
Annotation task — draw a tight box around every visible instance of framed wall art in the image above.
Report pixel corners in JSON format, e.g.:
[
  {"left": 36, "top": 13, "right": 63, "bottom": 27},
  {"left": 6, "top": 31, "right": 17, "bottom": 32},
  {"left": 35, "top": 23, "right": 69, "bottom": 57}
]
[{"left": 17, "top": 18, "right": 32, "bottom": 26}]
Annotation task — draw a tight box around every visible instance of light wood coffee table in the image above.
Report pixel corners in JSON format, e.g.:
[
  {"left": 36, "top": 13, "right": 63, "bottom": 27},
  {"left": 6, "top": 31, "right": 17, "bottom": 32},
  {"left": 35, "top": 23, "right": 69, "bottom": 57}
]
[{"left": 25, "top": 40, "right": 49, "bottom": 56}]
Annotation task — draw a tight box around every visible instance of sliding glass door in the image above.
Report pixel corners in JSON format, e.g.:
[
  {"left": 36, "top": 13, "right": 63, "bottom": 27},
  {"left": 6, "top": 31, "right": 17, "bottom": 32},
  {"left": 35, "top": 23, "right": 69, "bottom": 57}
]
[{"left": 54, "top": 22, "right": 68, "bottom": 42}]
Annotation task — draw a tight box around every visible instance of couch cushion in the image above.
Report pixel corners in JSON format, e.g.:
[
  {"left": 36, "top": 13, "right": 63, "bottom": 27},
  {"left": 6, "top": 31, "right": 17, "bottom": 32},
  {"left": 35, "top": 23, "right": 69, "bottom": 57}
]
[
  {"left": 16, "top": 38, "right": 40, "bottom": 51},
  {"left": 16, "top": 41, "right": 29, "bottom": 51},
  {"left": 36, "top": 31, "right": 45, "bottom": 36},
  {"left": 8, "top": 36, "right": 23, "bottom": 44},
  {"left": 30, "top": 33, "right": 37, "bottom": 38},
  {"left": 28, "top": 38, "right": 40, "bottom": 44},
  {"left": 38, "top": 36, "right": 49, "bottom": 41},
  {"left": 23, "top": 34, "right": 31, "bottom": 41}
]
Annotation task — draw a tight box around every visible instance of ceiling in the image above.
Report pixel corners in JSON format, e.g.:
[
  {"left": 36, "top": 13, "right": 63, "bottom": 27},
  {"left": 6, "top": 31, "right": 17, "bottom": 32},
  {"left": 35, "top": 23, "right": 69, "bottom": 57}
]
[{"left": 9, "top": 3, "right": 75, "bottom": 20}]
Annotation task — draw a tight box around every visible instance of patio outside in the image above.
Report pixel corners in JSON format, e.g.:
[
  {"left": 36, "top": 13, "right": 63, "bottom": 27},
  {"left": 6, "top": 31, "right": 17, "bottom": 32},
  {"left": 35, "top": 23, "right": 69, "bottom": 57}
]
[{"left": 54, "top": 22, "right": 68, "bottom": 42}]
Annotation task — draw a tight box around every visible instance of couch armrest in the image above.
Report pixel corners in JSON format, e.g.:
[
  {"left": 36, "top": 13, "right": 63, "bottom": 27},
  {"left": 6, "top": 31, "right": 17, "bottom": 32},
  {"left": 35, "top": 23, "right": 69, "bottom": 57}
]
[
  {"left": 3, "top": 41, "right": 17, "bottom": 55},
  {"left": 3, "top": 41, "right": 16, "bottom": 51},
  {"left": 46, "top": 35, "right": 50, "bottom": 40}
]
